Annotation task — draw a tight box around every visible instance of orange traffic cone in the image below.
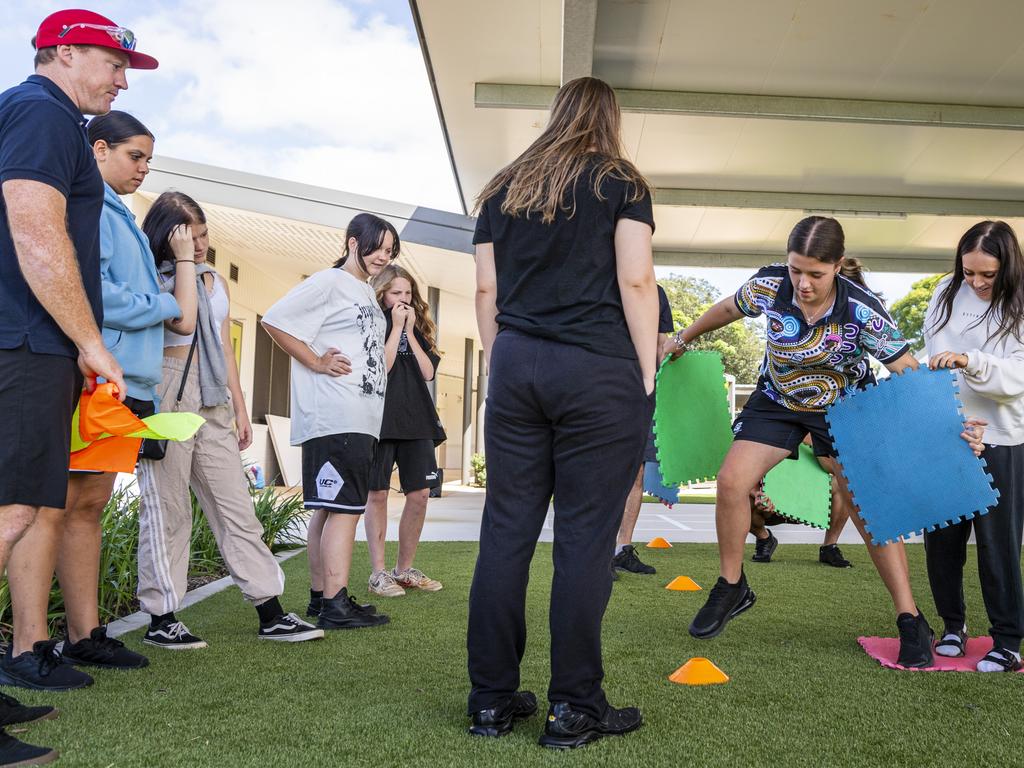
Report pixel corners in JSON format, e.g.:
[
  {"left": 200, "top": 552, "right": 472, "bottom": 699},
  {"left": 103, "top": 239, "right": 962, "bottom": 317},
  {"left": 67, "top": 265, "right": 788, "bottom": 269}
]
[
  {"left": 646, "top": 537, "right": 672, "bottom": 549},
  {"left": 665, "top": 576, "right": 701, "bottom": 591},
  {"left": 669, "top": 658, "right": 729, "bottom": 685}
]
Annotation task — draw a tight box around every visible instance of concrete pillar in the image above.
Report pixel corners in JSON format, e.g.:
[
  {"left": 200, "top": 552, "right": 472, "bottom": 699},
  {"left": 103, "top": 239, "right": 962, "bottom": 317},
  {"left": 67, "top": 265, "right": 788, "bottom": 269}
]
[
  {"left": 462, "top": 338, "right": 474, "bottom": 485},
  {"left": 475, "top": 349, "right": 487, "bottom": 454},
  {"left": 427, "top": 286, "right": 441, "bottom": 403}
]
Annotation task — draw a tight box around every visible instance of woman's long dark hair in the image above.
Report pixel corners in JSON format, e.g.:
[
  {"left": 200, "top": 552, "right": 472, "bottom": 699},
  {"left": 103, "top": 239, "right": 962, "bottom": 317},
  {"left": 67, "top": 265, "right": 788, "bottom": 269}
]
[
  {"left": 930, "top": 220, "right": 1024, "bottom": 344},
  {"left": 141, "top": 191, "right": 206, "bottom": 269},
  {"left": 87, "top": 110, "right": 153, "bottom": 147},
  {"left": 334, "top": 212, "right": 400, "bottom": 273},
  {"left": 787, "top": 215, "right": 879, "bottom": 296}
]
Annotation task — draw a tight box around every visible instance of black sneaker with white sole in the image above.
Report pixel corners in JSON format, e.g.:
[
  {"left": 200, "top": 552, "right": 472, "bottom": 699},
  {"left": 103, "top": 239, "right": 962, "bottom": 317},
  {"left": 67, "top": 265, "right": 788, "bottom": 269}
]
[
  {"left": 143, "top": 619, "right": 207, "bottom": 650},
  {"left": 0, "top": 641, "right": 93, "bottom": 692},
  {"left": 752, "top": 531, "right": 778, "bottom": 563},
  {"left": 59, "top": 626, "right": 149, "bottom": 670},
  {"left": 0, "top": 730, "right": 57, "bottom": 767},
  {"left": 0, "top": 692, "right": 57, "bottom": 728},
  {"left": 258, "top": 613, "right": 325, "bottom": 642},
  {"left": 688, "top": 573, "right": 757, "bottom": 639},
  {"left": 612, "top": 545, "right": 657, "bottom": 575}
]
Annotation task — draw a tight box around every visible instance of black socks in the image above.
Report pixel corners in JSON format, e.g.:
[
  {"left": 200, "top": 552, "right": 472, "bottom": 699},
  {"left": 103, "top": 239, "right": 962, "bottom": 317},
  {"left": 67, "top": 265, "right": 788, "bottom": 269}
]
[{"left": 255, "top": 597, "right": 285, "bottom": 624}]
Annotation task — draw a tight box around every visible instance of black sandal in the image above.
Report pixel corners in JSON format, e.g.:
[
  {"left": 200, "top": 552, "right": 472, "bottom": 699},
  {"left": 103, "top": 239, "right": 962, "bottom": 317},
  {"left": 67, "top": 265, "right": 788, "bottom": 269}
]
[
  {"left": 934, "top": 627, "right": 967, "bottom": 658},
  {"left": 977, "top": 648, "right": 1023, "bottom": 672}
]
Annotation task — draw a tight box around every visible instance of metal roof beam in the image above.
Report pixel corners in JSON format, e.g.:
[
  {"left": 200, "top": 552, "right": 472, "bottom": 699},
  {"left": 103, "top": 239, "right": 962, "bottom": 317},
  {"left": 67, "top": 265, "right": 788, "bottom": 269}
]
[
  {"left": 652, "top": 187, "right": 1024, "bottom": 219},
  {"left": 561, "top": 0, "right": 598, "bottom": 84},
  {"left": 654, "top": 250, "right": 949, "bottom": 275},
  {"left": 475, "top": 82, "right": 1024, "bottom": 131}
]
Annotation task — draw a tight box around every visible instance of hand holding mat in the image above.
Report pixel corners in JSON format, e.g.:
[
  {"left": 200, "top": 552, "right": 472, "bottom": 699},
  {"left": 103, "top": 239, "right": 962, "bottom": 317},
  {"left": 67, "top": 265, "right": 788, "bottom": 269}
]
[
  {"left": 653, "top": 351, "right": 733, "bottom": 485},
  {"left": 761, "top": 443, "right": 832, "bottom": 529},
  {"left": 825, "top": 368, "right": 998, "bottom": 545}
]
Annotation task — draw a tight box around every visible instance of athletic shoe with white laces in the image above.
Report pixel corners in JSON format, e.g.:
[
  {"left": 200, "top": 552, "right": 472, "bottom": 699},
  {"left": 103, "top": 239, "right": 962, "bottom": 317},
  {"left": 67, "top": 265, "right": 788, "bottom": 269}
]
[
  {"left": 392, "top": 567, "right": 443, "bottom": 592},
  {"left": 369, "top": 569, "right": 406, "bottom": 597},
  {"left": 258, "top": 613, "right": 325, "bottom": 642},
  {"left": 143, "top": 619, "right": 207, "bottom": 650}
]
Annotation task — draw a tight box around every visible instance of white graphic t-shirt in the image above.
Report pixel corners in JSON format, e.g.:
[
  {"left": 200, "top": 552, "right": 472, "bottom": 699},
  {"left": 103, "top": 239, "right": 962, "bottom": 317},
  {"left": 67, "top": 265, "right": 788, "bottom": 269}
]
[{"left": 262, "top": 267, "right": 386, "bottom": 445}]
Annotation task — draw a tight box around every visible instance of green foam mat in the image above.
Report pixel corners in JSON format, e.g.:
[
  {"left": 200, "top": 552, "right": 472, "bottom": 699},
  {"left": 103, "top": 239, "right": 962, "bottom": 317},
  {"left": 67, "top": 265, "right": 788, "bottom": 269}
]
[
  {"left": 762, "top": 443, "right": 832, "bottom": 530},
  {"left": 653, "top": 351, "right": 734, "bottom": 485}
]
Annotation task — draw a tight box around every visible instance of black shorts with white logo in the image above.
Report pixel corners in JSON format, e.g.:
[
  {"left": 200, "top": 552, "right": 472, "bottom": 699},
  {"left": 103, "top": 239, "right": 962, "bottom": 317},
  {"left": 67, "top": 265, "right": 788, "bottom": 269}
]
[
  {"left": 369, "top": 438, "right": 440, "bottom": 493},
  {"left": 0, "top": 344, "right": 83, "bottom": 508},
  {"left": 732, "top": 389, "right": 836, "bottom": 458},
  {"left": 300, "top": 432, "right": 377, "bottom": 514}
]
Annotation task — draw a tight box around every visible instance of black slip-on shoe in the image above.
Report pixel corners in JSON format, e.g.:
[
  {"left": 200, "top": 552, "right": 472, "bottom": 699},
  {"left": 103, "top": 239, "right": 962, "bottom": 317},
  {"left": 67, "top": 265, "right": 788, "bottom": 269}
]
[
  {"left": 468, "top": 691, "right": 538, "bottom": 737},
  {"left": 896, "top": 612, "right": 934, "bottom": 668},
  {"left": 752, "top": 531, "right": 778, "bottom": 563},
  {"left": 688, "top": 573, "right": 756, "bottom": 639},
  {"left": 538, "top": 702, "right": 642, "bottom": 750}
]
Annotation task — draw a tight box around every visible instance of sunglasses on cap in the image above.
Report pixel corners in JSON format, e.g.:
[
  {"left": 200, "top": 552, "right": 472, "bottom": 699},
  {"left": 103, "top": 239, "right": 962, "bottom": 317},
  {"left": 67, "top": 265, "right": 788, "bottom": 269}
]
[{"left": 58, "top": 23, "right": 137, "bottom": 51}]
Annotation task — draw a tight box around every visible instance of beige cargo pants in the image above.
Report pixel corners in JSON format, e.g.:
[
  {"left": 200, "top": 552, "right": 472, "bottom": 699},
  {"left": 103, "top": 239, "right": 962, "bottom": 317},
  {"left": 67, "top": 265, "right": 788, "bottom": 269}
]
[{"left": 136, "top": 356, "right": 284, "bottom": 616}]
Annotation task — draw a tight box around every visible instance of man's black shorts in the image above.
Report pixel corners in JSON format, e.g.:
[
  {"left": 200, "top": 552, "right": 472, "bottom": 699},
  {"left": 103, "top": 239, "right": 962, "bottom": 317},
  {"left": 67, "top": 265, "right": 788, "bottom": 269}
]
[
  {"left": 369, "top": 438, "right": 440, "bottom": 493},
  {"left": 0, "top": 344, "right": 83, "bottom": 508},
  {"left": 732, "top": 389, "right": 836, "bottom": 458},
  {"left": 301, "top": 433, "right": 377, "bottom": 514}
]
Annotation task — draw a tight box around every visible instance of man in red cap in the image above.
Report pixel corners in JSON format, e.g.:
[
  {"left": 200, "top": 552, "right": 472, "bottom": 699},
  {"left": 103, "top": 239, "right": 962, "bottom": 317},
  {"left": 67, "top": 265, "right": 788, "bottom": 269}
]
[{"left": 0, "top": 9, "right": 157, "bottom": 766}]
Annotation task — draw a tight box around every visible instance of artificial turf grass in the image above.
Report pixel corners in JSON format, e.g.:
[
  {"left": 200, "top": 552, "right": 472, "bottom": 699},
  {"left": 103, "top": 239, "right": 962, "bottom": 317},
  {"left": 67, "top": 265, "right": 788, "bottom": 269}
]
[{"left": 12, "top": 541, "right": 1023, "bottom": 767}]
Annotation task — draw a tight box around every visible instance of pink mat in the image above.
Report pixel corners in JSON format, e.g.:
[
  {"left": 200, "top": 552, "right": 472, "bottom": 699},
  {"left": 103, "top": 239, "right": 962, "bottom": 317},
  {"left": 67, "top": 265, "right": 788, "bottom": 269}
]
[{"left": 858, "top": 636, "right": 1023, "bottom": 672}]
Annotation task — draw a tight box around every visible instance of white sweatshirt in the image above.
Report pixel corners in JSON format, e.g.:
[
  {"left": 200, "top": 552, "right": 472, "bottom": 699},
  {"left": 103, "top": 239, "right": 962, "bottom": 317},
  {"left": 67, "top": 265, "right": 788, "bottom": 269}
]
[{"left": 924, "top": 277, "right": 1024, "bottom": 446}]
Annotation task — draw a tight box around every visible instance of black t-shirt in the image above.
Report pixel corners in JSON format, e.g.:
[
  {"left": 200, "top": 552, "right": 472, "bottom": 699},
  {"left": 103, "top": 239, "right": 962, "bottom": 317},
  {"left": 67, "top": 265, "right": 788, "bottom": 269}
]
[
  {"left": 473, "top": 158, "right": 656, "bottom": 359},
  {"left": 379, "top": 308, "right": 447, "bottom": 443},
  {"left": 657, "top": 285, "right": 673, "bottom": 334},
  {"left": 0, "top": 75, "right": 104, "bottom": 357}
]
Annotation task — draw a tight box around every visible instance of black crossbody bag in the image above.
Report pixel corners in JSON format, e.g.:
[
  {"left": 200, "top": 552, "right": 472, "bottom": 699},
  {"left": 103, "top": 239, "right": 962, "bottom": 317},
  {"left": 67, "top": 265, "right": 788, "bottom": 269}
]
[{"left": 139, "top": 334, "right": 199, "bottom": 461}]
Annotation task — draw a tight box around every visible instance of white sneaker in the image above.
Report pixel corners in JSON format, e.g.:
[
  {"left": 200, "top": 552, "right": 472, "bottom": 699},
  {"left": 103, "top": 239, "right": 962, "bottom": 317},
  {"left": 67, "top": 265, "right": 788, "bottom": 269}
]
[
  {"left": 368, "top": 570, "right": 406, "bottom": 597},
  {"left": 392, "top": 567, "right": 443, "bottom": 592}
]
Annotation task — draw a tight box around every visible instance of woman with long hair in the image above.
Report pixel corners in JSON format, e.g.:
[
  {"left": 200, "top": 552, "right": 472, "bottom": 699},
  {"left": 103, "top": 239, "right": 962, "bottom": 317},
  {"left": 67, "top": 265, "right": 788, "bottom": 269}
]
[
  {"left": 4, "top": 112, "right": 196, "bottom": 689},
  {"left": 262, "top": 212, "right": 396, "bottom": 631},
  {"left": 468, "top": 76, "right": 657, "bottom": 749},
  {"left": 363, "top": 265, "right": 446, "bottom": 598},
  {"left": 136, "top": 191, "right": 322, "bottom": 648},
  {"left": 671, "top": 215, "right": 984, "bottom": 668},
  {"left": 925, "top": 220, "right": 1024, "bottom": 672}
]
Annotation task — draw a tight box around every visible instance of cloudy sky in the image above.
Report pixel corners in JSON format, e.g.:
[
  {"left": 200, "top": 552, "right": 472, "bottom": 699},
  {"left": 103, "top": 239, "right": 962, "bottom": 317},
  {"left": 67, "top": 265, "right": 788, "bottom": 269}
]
[{"left": 0, "top": 1, "right": 922, "bottom": 301}]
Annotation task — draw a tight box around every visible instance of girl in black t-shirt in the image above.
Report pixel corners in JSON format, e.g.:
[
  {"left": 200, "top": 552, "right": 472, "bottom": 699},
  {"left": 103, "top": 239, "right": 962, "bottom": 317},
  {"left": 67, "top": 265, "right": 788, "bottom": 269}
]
[{"left": 364, "top": 266, "right": 446, "bottom": 598}]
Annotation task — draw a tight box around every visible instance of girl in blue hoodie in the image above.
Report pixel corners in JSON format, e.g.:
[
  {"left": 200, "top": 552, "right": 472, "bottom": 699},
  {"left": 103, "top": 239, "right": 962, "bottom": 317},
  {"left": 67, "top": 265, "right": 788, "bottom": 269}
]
[{"left": 6, "top": 112, "right": 198, "bottom": 681}]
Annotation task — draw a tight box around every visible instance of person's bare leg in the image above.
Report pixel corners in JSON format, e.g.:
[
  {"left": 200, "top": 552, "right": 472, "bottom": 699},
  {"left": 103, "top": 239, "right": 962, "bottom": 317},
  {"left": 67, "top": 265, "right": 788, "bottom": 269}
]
[
  {"left": 715, "top": 442, "right": 792, "bottom": 582},
  {"left": 56, "top": 473, "right": 117, "bottom": 642},
  {"left": 396, "top": 489, "right": 429, "bottom": 573},
  {"left": 364, "top": 490, "right": 389, "bottom": 573},
  {"left": 616, "top": 467, "right": 644, "bottom": 548},
  {"left": 749, "top": 497, "right": 769, "bottom": 540},
  {"left": 8, "top": 503, "right": 66, "bottom": 655},
  {"left": 306, "top": 508, "right": 327, "bottom": 592},
  {"left": 823, "top": 476, "right": 849, "bottom": 546},
  {"left": 321, "top": 513, "right": 360, "bottom": 596},
  {"left": 0, "top": 504, "right": 42, "bottom": 652},
  {"left": 819, "top": 458, "right": 916, "bottom": 615}
]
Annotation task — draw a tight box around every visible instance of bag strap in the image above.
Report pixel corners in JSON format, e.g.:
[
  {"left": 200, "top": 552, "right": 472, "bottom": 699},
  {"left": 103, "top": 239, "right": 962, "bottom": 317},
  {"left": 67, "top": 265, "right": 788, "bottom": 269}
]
[{"left": 173, "top": 333, "right": 199, "bottom": 411}]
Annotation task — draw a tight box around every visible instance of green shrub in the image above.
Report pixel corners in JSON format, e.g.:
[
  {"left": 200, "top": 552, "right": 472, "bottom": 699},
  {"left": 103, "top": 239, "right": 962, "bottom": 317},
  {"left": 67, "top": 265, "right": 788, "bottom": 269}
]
[{"left": 470, "top": 453, "right": 486, "bottom": 487}]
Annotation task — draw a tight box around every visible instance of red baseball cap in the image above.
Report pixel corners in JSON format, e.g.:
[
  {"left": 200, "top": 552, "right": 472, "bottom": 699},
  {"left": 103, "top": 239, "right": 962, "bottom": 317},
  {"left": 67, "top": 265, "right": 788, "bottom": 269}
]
[{"left": 35, "top": 9, "right": 159, "bottom": 70}]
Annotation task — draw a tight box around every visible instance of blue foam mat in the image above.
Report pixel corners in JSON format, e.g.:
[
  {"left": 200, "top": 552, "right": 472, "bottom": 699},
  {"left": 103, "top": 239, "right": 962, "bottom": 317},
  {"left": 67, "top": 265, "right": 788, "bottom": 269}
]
[
  {"left": 643, "top": 461, "right": 679, "bottom": 507},
  {"left": 825, "top": 368, "right": 998, "bottom": 545}
]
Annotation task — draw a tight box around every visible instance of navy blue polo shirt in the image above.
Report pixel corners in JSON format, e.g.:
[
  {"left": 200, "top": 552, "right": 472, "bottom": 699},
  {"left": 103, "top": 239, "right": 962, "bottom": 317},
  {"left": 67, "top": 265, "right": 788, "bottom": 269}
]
[
  {"left": 0, "top": 74, "right": 104, "bottom": 358},
  {"left": 735, "top": 264, "right": 909, "bottom": 412}
]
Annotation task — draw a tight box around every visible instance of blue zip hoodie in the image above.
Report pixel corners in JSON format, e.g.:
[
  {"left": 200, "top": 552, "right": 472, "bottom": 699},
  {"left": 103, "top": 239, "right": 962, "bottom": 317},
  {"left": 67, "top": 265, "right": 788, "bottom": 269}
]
[{"left": 99, "top": 183, "right": 181, "bottom": 402}]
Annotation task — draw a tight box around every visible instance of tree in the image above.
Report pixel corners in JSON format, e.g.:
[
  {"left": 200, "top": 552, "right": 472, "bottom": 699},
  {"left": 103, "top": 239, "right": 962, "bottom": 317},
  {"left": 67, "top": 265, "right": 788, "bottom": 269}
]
[
  {"left": 659, "top": 276, "right": 765, "bottom": 384},
  {"left": 889, "top": 274, "right": 944, "bottom": 352}
]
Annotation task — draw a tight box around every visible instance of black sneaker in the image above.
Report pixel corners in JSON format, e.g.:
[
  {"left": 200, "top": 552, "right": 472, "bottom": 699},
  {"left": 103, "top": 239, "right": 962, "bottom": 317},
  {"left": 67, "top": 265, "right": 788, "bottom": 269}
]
[
  {"left": 0, "top": 730, "right": 57, "bottom": 766},
  {"left": 307, "top": 594, "right": 377, "bottom": 617},
  {"left": 0, "top": 692, "right": 57, "bottom": 728},
  {"left": 59, "top": 626, "right": 149, "bottom": 670},
  {"left": 612, "top": 545, "right": 656, "bottom": 575},
  {"left": 468, "top": 690, "right": 538, "bottom": 737},
  {"left": 819, "top": 544, "right": 852, "bottom": 568},
  {"left": 0, "top": 641, "right": 93, "bottom": 691},
  {"left": 258, "top": 613, "right": 325, "bottom": 642},
  {"left": 896, "top": 612, "right": 934, "bottom": 668},
  {"left": 316, "top": 588, "right": 389, "bottom": 630},
  {"left": 688, "top": 573, "right": 757, "bottom": 639},
  {"left": 143, "top": 619, "right": 207, "bottom": 650},
  {"left": 538, "top": 702, "right": 642, "bottom": 750},
  {"left": 752, "top": 531, "right": 778, "bottom": 563}
]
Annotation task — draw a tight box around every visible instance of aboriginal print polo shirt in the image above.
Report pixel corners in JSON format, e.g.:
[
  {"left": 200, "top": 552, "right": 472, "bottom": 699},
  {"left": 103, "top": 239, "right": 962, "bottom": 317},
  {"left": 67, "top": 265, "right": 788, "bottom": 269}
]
[{"left": 735, "top": 264, "right": 910, "bottom": 412}]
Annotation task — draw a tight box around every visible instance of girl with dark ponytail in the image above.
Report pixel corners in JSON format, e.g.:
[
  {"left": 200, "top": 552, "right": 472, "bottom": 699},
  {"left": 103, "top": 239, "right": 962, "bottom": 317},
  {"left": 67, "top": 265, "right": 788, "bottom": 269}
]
[
  {"left": 668, "top": 215, "right": 984, "bottom": 669},
  {"left": 924, "top": 220, "right": 1024, "bottom": 672}
]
